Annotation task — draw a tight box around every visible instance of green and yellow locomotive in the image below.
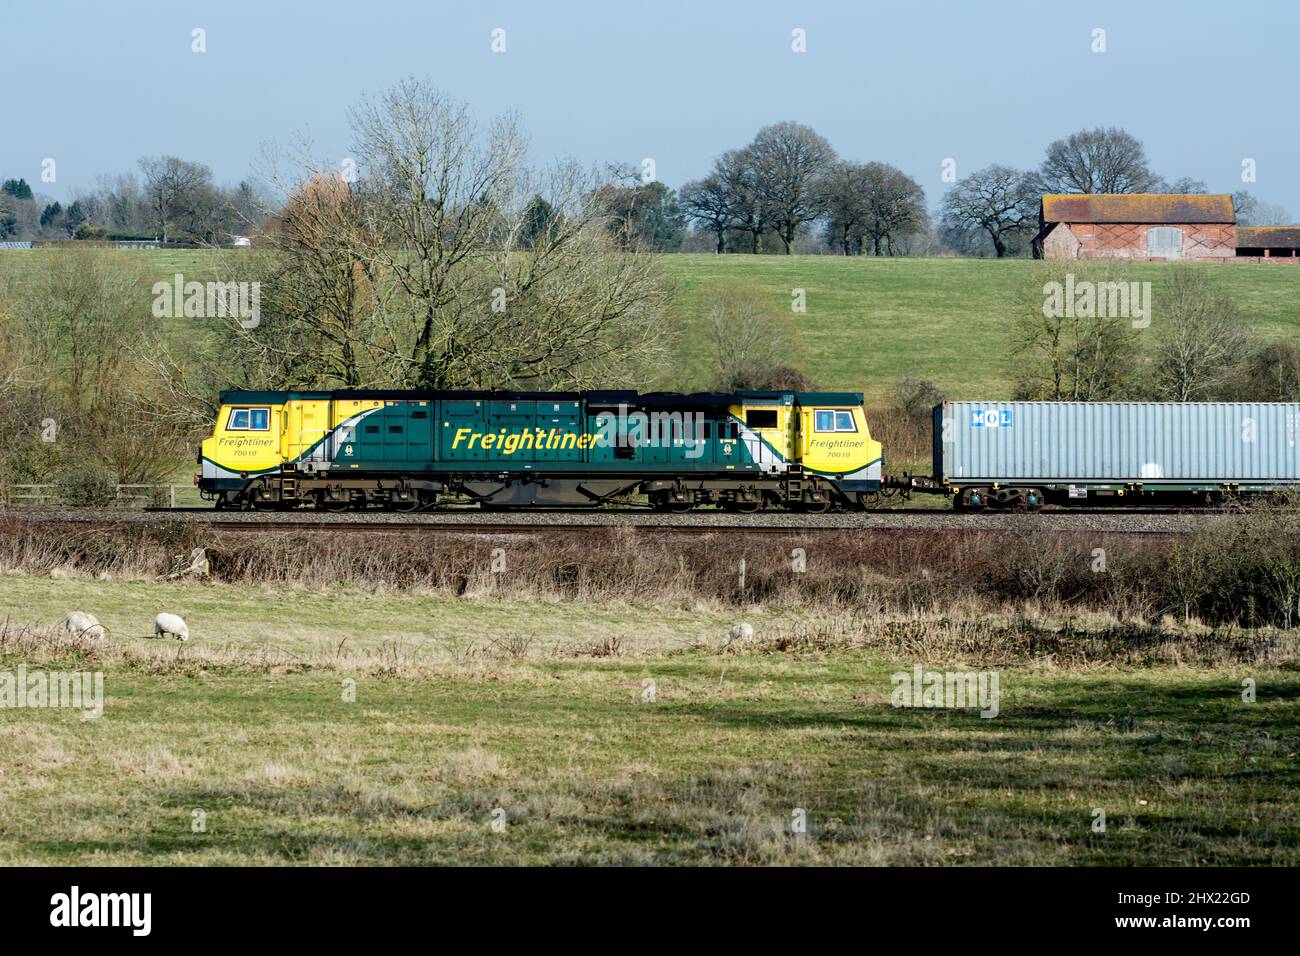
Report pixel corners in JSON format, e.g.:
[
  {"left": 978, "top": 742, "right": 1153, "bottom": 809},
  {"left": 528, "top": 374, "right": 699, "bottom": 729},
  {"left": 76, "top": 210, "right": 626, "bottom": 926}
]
[{"left": 197, "top": 389, "right": 883, "bottom": 511}]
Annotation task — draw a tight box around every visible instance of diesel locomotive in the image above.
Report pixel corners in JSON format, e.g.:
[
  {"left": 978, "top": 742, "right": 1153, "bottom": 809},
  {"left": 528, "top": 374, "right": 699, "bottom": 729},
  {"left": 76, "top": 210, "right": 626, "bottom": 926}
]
[
  {"left": 197, "top": 389, "right": 884, "bottom": 511},
  {"left": 197, "top": 391, "right": 1300, "bottom": 511}
]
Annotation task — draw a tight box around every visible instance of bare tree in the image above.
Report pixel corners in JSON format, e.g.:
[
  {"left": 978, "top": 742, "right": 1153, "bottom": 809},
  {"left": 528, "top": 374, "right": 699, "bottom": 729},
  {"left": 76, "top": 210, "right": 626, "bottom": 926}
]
[
  {"left": 861, "top": 162, "right": 928, "bottom": 255},
  {"left": 748, "top": 122, "right": 835, "bottom": 254},
  {"left": 138, "top": 156, "right": 212, "bottom": 241},
  {"left": 820, "top": 161, "right": 870, "bottom": 255},
  {"left": 820, "top": 161, "right": 927, "bottom": 255},
  {"left": 1039, "top": 127, "right": 1159, "bottom": 194},
  {"left": 1158, "top": 177, "right": 1207, "bottom": 194},
  {"left": 246, "top": 173, "right": 380, "bottom": 387},
  {"left": 1013, "top": 265, "right": 1139, "bottom": 400},
  {"left": 704, "top": 282, "right": 800, "bottom": 390},
  {"left": 1223, "top": 341, "right": 1300, "bottom": 401},
  {"left": 1151, "top": 270, "right": 1250, "bottom": 401},
  {"left": 10, "top": 249, "right": 190, "bottom": 481},
  {"left": 940, "top": 165, "right": 1039, "bottom": 258},
  {"left": 717, "top": 147, "right": 768, "bottom": 253},
  {"left": 1234, "top": 190, "right": 1292, "bottom": 227},
  {"left": 253, "top": 78, "right": 671, "bottom": 391},
  {"left": 679, "top": 171, "right": 735, "bottom": 254}
]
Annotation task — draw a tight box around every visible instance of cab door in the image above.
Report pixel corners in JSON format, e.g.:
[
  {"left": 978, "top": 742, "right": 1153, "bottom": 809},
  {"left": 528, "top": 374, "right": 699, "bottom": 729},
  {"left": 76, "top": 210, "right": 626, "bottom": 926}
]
[{"left": 286, "top": 394, "right": 331, "bottom": 466}]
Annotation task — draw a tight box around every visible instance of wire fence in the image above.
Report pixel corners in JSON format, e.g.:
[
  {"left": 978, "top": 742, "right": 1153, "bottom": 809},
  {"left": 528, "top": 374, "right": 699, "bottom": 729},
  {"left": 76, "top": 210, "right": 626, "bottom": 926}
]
[{"left": 0, "top": 484, "right": 207, "bottom": 509}]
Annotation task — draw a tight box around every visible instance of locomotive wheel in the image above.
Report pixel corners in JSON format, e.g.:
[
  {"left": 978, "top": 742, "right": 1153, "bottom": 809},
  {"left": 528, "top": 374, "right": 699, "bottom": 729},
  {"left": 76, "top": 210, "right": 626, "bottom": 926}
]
[
  {"left": 317, "top": 493, "right": 350, "bottom": 512},
  {"left": 723, "top": 499, "right": 762, "bottom": 514},
  {"left": 796, "top": 498, "right": 832, "bottom": 514},
  {"left": 388, "top": 496, "right": 420, "bottom": 513},
  {"left": 650, "top": 492, "right": 693, "bottom": 513}
]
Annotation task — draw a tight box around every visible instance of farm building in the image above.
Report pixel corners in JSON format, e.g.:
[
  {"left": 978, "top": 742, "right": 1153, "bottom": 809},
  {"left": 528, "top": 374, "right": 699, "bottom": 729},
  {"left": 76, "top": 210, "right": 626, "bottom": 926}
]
[
  {"left": 1032, "top": 194, "right": 1237, "bottom": 261},
  {"left": 1235, "top": 226, "right": 1300, "bottom": 260}
]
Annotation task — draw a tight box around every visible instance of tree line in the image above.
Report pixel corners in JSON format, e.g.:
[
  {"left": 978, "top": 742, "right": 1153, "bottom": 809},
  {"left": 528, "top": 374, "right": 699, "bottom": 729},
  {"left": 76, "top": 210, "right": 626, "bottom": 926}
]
[
  {"left": 0, "top": 158, "right": 265, "bottom": 243},
  {"left": 3, "top": 124, "right": 1289, "bottom": 253}
]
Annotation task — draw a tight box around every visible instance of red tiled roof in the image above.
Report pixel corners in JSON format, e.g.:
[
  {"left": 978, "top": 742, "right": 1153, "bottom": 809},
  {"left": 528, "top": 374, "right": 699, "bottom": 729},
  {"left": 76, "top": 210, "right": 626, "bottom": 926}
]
[
  {"left": 1237, "top": 226, "right": 1300, "bottom": 248},
  {"left": 1041, "top": 193, "right": 1235, "bottom": 224}
]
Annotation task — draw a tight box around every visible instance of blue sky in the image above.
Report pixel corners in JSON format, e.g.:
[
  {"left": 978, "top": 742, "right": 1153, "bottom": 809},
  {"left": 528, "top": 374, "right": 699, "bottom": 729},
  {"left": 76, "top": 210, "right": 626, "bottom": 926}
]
[{"left": 3, "top": 0, "right": 1297, "bottom": 213}]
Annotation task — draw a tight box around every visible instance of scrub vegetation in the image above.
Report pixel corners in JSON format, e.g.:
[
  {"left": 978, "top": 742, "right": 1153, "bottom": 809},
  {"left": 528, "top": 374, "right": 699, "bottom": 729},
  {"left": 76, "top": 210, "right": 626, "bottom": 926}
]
[{"left": 2, "top": 503, "right": 1299, "bottom": 865}]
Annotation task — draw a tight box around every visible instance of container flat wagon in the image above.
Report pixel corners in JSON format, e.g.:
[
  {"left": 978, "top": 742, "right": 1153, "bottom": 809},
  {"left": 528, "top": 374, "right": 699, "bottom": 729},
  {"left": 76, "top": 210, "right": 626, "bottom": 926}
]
[{"left": 931, "top": 401, "right": 1300, "bottom": 508}]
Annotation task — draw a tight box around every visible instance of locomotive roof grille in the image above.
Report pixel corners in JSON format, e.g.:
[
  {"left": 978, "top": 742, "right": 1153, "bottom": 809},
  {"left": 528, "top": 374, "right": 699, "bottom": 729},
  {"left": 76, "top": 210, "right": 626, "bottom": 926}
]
[{"left": 219, "top": 389, "right": 864, "bottom": 407}]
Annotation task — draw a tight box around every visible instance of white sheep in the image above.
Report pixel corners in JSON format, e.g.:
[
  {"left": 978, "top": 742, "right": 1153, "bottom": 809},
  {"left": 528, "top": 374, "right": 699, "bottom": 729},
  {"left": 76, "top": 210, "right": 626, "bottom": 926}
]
[
  {"left": 726, "top": 622, "right": 754, "bottom": 648},
  {"left": 154, "top": 612, "right": 189, "bottom": 641},
  {"left": 63, "top": 611, "right": 105, "bottom": 641}
]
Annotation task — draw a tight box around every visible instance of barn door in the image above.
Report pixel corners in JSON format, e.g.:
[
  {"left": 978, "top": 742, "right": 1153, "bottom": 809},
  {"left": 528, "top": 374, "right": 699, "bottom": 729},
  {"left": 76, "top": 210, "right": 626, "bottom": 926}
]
[{"left": 1147, "top": 226, "right": 1183, "bottom": 259}]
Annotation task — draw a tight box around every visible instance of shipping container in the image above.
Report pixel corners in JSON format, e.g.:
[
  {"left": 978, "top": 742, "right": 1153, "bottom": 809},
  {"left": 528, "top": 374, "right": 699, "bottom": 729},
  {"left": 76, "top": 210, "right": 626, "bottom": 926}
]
[{"left": 934, "top": 402, "right": 1300, "bottom": 506}]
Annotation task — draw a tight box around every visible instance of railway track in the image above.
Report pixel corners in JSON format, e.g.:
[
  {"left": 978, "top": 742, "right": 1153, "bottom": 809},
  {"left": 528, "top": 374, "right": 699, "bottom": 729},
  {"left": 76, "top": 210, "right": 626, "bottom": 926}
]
[
  {"left": 139, "top": 505, "right": 1199, "bottom": 517},
  {"left": 0, "top": 505, "right": 1247, "bottom": 534}
]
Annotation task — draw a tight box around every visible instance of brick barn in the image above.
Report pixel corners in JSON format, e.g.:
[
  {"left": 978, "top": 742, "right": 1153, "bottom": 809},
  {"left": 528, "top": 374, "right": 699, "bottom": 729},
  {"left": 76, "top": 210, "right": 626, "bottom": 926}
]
[{"left": 1032, "top": 194, "right": 1236, "bottom": 261}]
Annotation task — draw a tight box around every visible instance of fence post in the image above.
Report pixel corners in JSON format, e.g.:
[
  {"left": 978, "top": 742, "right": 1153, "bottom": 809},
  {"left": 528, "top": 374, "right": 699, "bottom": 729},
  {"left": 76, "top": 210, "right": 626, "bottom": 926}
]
[{"left": 170, "top": 484, "right": 177, "bottom": 509}]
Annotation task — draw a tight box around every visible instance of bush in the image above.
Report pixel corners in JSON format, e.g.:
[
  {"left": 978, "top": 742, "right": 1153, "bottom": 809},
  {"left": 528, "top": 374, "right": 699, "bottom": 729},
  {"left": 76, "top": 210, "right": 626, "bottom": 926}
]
[
  {"left": 1159, "top": 494, "right": 1300, "bottom": 627},
  {"left": 1221, "top": 341, "right": 1300, "bottom": 401},
  {"left": 56, "top": 461, "right": 118, "bottom": 507},
  {"left": 748, "top": 365, "right": 816, "bottom": 391},
  {"left": 890, "top": 375, "right": 945, "bottom": 424}
]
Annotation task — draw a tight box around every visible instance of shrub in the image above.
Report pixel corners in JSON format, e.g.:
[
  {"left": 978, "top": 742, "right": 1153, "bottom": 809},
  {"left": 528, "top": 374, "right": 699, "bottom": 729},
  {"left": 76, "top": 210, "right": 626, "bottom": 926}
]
[
  {"left": 890, "top": 374, "right": 945, "bottom": 424},
  {"left": 56, "top": 461, "right": 118, "bottom": 507}
]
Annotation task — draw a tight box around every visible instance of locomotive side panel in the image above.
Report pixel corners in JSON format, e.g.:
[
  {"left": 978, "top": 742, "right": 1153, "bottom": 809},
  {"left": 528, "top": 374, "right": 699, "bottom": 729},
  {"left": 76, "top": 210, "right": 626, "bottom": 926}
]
[{"left": 198, "top": 388, "right": 880, "bottom": 510}]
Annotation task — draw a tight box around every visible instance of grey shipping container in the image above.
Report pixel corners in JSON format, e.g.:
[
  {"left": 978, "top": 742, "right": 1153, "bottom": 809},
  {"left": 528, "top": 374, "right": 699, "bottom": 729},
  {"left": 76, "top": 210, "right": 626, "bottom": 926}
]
[{"left": 934, "top": 402, "right": 1300, "bottom": 489}]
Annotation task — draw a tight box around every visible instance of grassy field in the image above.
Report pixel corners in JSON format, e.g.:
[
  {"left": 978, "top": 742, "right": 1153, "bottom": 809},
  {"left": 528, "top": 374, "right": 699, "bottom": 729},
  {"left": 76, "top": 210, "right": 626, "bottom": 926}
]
[
  {"left": 1, "top": 574, "right": 1297, "bottom": 865},
  {"left": 5, "top": 249, "right": 1300, "bottom": 401},
  {"left": 661, "top": 255, "right": 1300, "bottom": 398}
]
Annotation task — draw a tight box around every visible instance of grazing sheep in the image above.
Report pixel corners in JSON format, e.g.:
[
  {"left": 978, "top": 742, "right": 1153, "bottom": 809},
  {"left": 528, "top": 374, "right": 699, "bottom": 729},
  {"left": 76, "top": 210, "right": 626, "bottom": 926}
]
[
  {"left": 154, "top": 612, "right": 189, "bottom": 641},
  {"left": 63, "top": 611, "right": 105, "bottom": 641},
  {"left": 726, "top": 622, "right": 754, "bottom": 648}
]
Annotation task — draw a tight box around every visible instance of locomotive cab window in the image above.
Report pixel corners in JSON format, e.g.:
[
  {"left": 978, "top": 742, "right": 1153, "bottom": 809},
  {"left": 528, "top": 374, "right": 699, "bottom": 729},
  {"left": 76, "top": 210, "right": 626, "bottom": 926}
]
[
  {"left": 746, "top": 409, "right": 779, "bottom": 429},
  {"left": 814, "top": 409, "right": 857, "bottom": 433},
  {"left": 227, "top": 407, "right": 270, "bottom": 431}
]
